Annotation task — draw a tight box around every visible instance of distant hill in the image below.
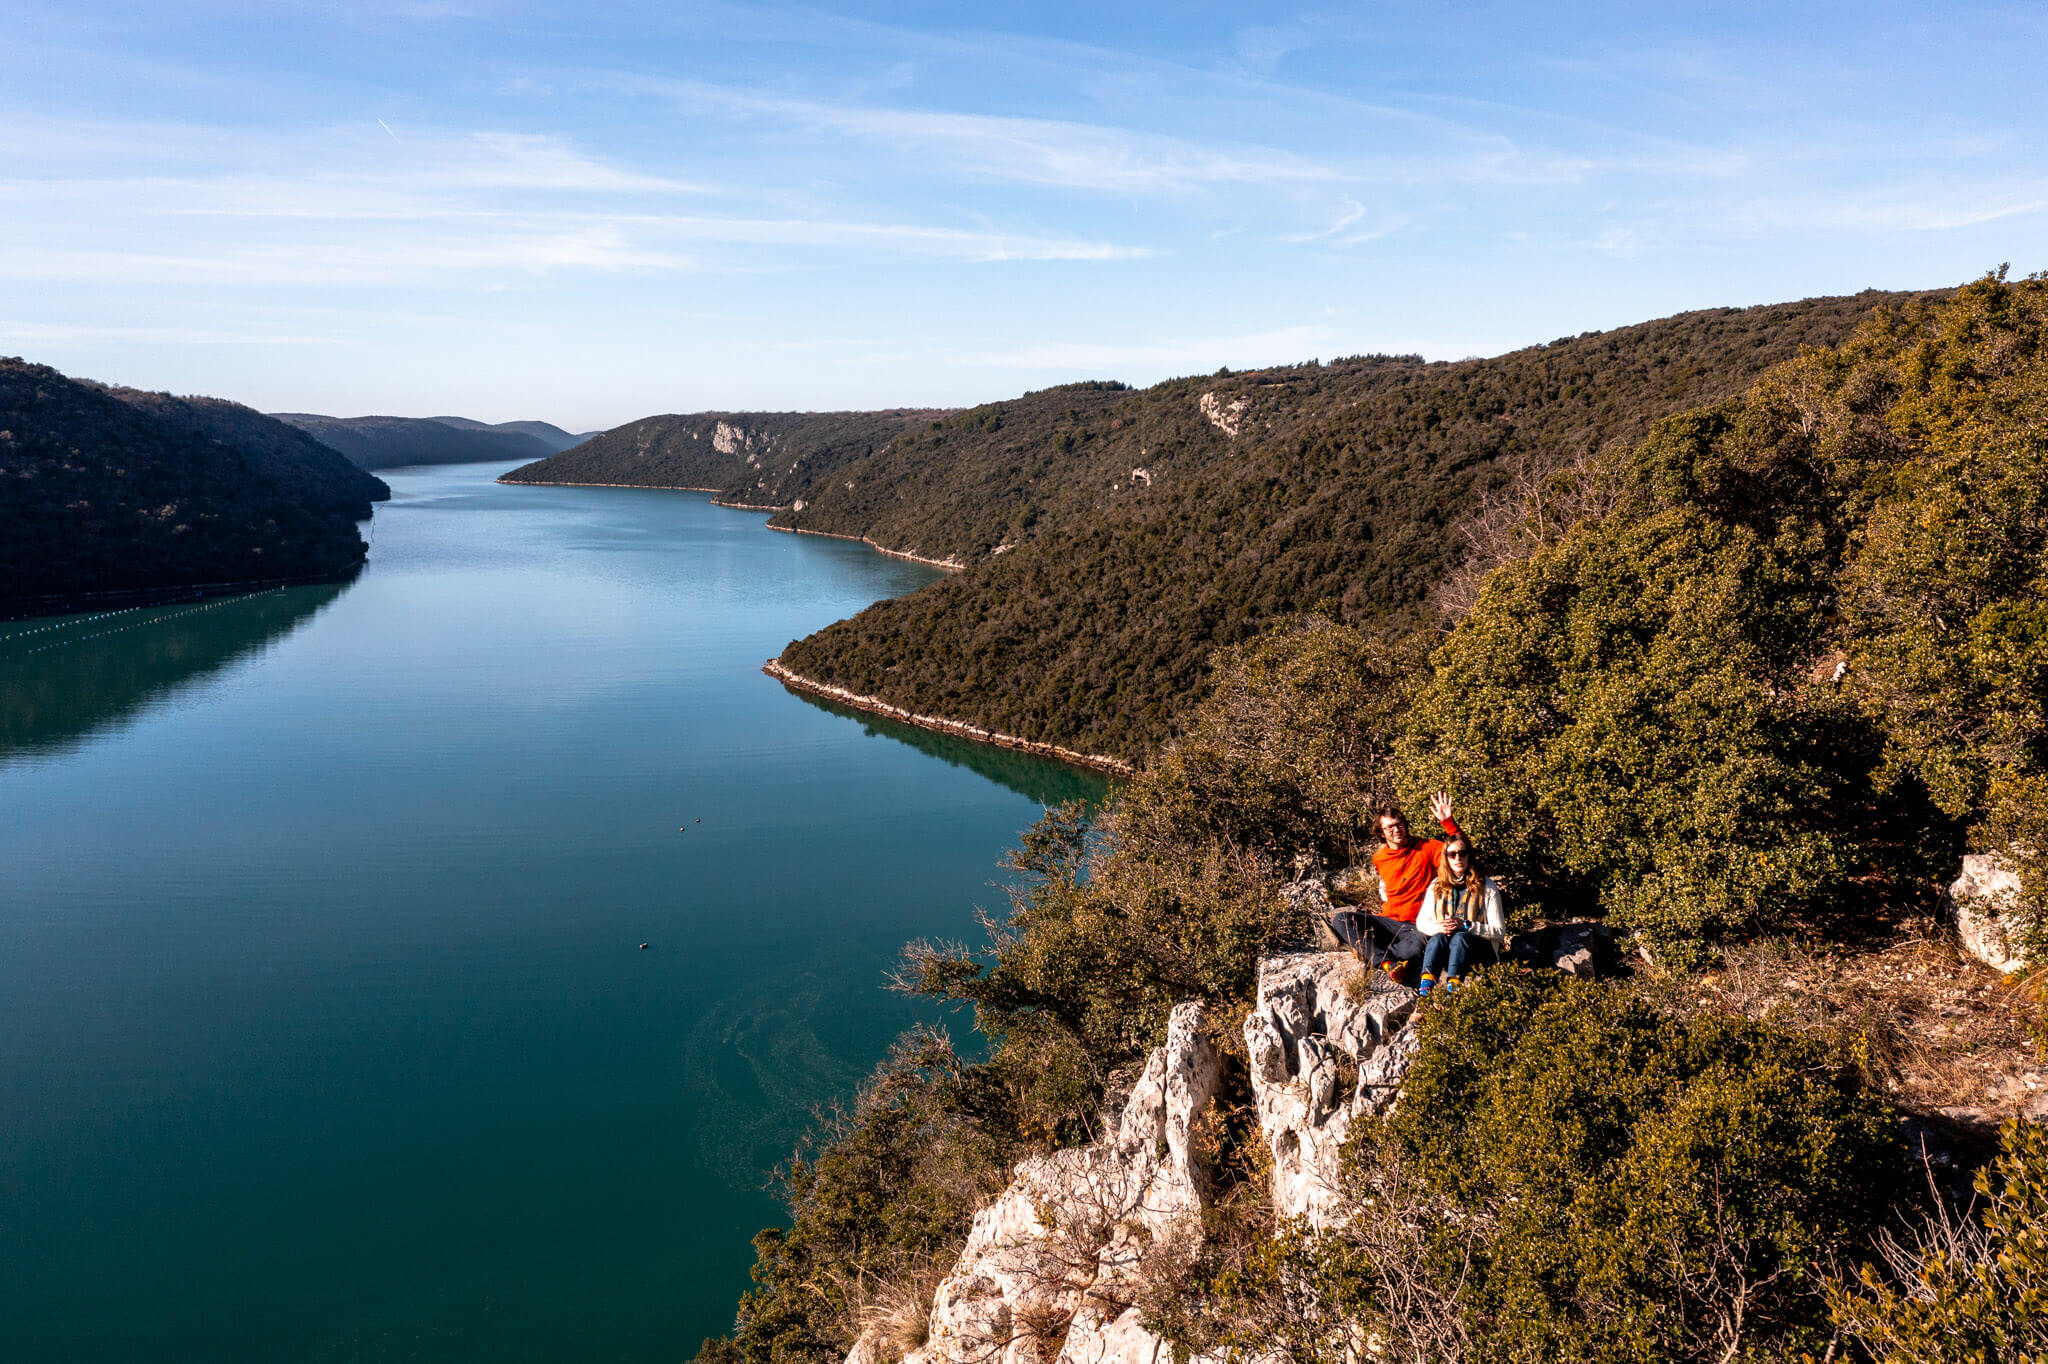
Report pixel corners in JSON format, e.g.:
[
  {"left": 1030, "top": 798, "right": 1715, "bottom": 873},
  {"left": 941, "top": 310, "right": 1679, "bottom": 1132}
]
[
  {"left": 498, "top": 409, "right": 950, "bottom": 511},
  {"left": 778, "top": 288, "right": 1950, "bottom": 761},
  {"left": 422, "top": 416, "right": 596, "bottom": 450},
  {"left": 1, "top": 358, "right": 389, "bottom": 615},
  {"left": 273, "top": 412, "right": 591, "bottom": 470}
]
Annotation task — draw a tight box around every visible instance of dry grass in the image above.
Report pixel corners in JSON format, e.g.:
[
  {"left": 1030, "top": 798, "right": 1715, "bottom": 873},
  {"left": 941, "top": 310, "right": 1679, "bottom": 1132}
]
[
  {"left": 841, "top": 1255, "right": 953, "bottom": 1361},
  {"left": 1648, "top": 926, "right": 2045, "bottom": 1126}
]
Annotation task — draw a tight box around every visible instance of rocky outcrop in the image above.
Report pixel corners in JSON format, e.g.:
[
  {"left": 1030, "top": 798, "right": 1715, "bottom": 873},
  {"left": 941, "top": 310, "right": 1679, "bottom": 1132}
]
[
  {"left": 1198, "top": 392, "right": 1248, "bottom": 437},
  {"left": 852, "top": 1003, "right": 1219, "bottom": 1364},
  {"left": 711, "top": 420, "right": 766, "bottom": 456},
  {"left": 1243, "top": 952, "right": 1419, "bottom": 1227},
  {"left": 1327, "top": 864, "right": 1378, "bottom": 905},
  {"left": 1947, "top": 853, "right": 2031, "bottom": 974},
  {"left": 1280, "top": 863, "right": 1346, "bottom": 951},
  {"left": 847, "top": 947, "right": 1427, "bottom": 1363}
]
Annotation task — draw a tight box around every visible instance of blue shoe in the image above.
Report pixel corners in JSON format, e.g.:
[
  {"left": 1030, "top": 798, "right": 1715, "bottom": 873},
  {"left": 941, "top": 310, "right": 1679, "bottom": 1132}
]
[
  {"left": 1444, "top": 976, "right": 1461, "bottom": 995},
  {"left": 1417, "top": 974, "right": 1437, "bottom": 996}
]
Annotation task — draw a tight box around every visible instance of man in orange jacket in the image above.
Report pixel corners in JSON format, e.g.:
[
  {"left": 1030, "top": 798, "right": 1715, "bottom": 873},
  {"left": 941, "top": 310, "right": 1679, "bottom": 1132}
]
[{"left": 1331, "top": 791, "right": 1461, "bottom": 981}]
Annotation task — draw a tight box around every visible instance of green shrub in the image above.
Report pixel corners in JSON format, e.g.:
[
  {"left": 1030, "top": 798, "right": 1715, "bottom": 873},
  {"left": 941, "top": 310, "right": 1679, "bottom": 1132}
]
[
  {"left": 1831, "top": 1118, "right": 2048, "bottom": 1363},
  {"left": 695, "top": 1028, "right": 1017, "bottom": 1364},
  {"left": 899, "top": 799, "right": 1295, "bottom": 1081},
  {"left": 1372, "top": 974, "right": 1899, "bottom": 1361},
  {"left": 1831, "top": 273, "right": 2048, "bottom": 943},
  {"left": 1114, "top": 616, "right": 1418, "bottom": 867},
  {"left": 1394, "top": 458, "right": 1870, "bottom": 962},
  {"left": 1159, "top": 975, "right": 1901, "bottom": 1363},
  {"left": 1397, "top": 275, "right": 2048, "bottom": 962}
]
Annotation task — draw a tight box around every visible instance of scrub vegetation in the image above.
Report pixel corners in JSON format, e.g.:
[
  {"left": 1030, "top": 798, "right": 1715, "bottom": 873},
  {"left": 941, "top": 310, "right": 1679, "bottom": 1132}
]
[
  {"left": 500, "top": 409, "right": 946, "bottom": 509},
  {"left": 689, "top": 277, "right": 2048, "bottom": 1363},
  {"left": 1, "top": 358, "right": 389, "bottom": 613},
  {"left": 779, "top": 289, "right": 1946, "bottom": 759}
]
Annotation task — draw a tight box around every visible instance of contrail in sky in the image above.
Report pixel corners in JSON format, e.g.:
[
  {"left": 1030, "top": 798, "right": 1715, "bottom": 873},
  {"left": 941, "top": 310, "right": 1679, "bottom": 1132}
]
[{"left": 377, "top": 118, "right": 400, "bottom": 142}]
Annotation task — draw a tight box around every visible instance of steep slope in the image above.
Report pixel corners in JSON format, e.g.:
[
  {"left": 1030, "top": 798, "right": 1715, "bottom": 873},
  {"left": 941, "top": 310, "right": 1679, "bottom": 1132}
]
[
  {"left": 765, "top": 364, "right": 1430, "bottom": 565},
  {"left": 109, "top": 388, "right": 390, "bottom": 520},
  {"left": 779, "top": 289, "right": 1945, "bottom": 760},
  {"left": 498, "top": 409, "right": 948, "bottom": 509},
  {"left": 273, "top": 412, "right": 560, "bottom": 469},
  {"left": 1, "top": 359, "right": 387, "bottom": 613}
]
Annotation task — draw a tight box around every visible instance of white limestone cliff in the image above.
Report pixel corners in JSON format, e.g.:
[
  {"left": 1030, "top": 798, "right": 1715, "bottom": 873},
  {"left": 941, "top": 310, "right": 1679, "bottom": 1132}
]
[
  {"left": 1243, "top": 952, "right": 1418, "bottom": 1227},
  {"left": 848, "top": 1002, "right": 1218, "bottom": 1364},
  {"left": 847, "top": 952, "right": 1422, "bottom": 1363}
]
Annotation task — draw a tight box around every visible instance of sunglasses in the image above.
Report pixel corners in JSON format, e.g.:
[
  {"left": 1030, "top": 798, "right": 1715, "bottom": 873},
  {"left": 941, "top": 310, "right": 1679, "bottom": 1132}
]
[{"left": 1445, "top": 850, "right": 1471, "bottom": 860}]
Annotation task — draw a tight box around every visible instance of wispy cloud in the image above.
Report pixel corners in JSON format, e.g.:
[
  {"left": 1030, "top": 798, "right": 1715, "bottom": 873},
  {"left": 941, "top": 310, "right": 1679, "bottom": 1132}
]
[
  {"left": 627, "top": 78, "right": 1346, "bottom": 194},
  {"left": 0, "top": 115, "right": 1142, "bottom": 285}
]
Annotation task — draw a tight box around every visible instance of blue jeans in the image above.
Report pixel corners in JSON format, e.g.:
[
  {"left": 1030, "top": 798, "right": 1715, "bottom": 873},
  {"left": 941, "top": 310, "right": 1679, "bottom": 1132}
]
[{"left": 1421, "top": 930, "right": 1494, "bottom": 980}]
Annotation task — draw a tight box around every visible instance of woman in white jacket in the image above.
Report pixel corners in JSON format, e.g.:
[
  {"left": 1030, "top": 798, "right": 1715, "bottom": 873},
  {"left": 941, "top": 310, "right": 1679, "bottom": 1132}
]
[{"left": 1416, "top": 837, "right": 1505, "bottom": 996}]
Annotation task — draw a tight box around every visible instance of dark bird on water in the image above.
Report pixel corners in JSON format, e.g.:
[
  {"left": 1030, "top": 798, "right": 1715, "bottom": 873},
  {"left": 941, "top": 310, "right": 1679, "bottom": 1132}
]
[{"left": 639, "top": 943, "right": 650, "bottom": 951}]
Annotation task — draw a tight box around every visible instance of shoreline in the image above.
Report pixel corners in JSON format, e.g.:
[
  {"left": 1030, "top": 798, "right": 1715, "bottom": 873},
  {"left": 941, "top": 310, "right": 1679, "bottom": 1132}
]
[
  {"left": 765, "top": 523, "right": 965, "bottom": 571},
  {"left": 763, "top": 660, "right": 1135, "bottom": 776},
  {"left": 501, "top": 475, "right": 1062, "bottom": 771},
  {"left": 496, "top": 477, "right": 725, "bottom": 494},
  {"left": 495, "top": 476, "right": 963, "bottom": 569}
]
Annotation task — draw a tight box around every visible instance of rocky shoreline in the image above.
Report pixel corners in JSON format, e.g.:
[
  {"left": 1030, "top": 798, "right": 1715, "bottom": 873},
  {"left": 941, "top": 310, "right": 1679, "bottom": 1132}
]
[
  {"left": 763, "top": 659, "right": 1135, "bottom": 776},
  {"left": 494, "top": 477, "right": 724, "bottom": 493},
  {"left": 763, "top": 523, "right": 966, "bottom": 571}
]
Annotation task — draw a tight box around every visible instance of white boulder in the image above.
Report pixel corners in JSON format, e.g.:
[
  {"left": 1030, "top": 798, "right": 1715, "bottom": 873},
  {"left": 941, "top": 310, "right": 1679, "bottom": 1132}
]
[{"left": 1948, "top": 852, "right": 2031, "bottom": 974}]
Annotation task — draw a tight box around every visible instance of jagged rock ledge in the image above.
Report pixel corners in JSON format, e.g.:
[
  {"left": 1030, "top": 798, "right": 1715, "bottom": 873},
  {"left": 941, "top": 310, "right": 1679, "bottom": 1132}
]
[
  {"left": 765, "top": 522, "right": 967, "bottom": 571},
  {"left": 763, "top": 659, "right": 1136, "bottom": 776},
  {"left": 844, "top": 953, "right": 1421, "bottom": 1364}
]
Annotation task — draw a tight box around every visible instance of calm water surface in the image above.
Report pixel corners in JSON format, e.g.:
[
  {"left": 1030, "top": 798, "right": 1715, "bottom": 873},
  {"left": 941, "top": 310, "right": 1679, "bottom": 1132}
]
[{"left": 0, "top": 463, "right": 1105, "bottom": 1362}]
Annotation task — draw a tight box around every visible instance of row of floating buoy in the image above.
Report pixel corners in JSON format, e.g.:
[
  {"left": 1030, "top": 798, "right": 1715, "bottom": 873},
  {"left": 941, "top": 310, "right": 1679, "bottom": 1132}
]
[
  {"left": 8, "top": 589, "right": 276, "bottom": 656},
  {"left": 4, "top": 600, "right": 165, "bottom": 640}
]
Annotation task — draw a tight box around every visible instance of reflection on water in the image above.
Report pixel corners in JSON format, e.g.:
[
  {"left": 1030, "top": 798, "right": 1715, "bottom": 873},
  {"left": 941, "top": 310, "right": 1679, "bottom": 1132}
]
[
  {"left": 0, "top": 583, "right": 347, "bottom": 761},
  {"left": 790, "top": 691, "right": 1116, "bottom": 809},
  {"left": 0, "top": 464, "right": 1090, "bottom": 1364}
]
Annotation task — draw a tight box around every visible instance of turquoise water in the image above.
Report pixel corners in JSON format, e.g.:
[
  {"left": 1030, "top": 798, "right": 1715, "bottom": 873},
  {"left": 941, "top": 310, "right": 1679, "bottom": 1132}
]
[{"left": 0, "top": 463, "right": 1106, "bottom": 1362}]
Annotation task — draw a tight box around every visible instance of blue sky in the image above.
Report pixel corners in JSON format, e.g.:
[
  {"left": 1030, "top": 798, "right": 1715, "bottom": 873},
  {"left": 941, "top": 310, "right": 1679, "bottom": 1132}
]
[{"left": 1, "top": 1, "right": 2043, "bottom": 429}]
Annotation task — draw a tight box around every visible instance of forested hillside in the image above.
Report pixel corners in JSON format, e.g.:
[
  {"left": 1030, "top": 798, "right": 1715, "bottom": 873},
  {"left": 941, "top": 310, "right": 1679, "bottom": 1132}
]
[
  {"left": 780, "top": 289, "right": 1944, "bottom": 759},
  {"left": 499, "top": 408, "right": 947, "bottom": 508},
  {"left": 761, "top": 366, "right": 1421, "bottom": 562},
  {"left": 428, "top": 416, "right": 594, "bottom": 450},
  {"left": 1, "top": 359, "right": 388, "bottom": 613},
  {"left": 702, "top": 274, "right": 2048, "bottom": 1364},
  {"left": 274, "top": 412, "right": 587, "bottom": 469},
  {"left": 111, "top": 387, "right": 390, "bottom": 520}
]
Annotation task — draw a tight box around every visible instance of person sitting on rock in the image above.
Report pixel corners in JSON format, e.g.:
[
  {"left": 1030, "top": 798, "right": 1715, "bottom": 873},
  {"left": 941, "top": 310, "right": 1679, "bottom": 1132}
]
[
  {"left": 1416, "top": 836, "right": 1505, "bottom": 996},
  {"left": 1331, "top": 791, "right": 1462, "bottom": 983}
]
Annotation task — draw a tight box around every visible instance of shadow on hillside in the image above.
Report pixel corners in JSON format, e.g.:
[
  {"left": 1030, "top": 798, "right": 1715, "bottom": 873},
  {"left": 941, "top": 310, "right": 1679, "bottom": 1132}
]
[
  {"left": 0, "top": 582, "right": 349, "bottom": 763},
  {"left": 790, "top": 691, "right": 1116, "bottom": 809}
]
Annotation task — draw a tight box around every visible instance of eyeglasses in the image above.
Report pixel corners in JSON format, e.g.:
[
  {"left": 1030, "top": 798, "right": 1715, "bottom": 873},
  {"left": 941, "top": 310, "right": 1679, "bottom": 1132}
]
[{"left": 1445, "top": 851, "right": 1470, "bottom": 860}]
